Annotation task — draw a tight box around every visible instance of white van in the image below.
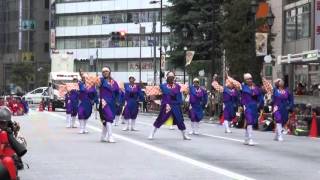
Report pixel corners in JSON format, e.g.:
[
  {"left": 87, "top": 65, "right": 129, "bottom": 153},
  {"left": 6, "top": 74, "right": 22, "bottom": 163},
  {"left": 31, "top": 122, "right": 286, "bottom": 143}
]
[
  {"left": 23, "top": 87, "right": 48, "bottom": 104},
  {"left": 48, "top": 72, "right": 80, "bottom": 109}
]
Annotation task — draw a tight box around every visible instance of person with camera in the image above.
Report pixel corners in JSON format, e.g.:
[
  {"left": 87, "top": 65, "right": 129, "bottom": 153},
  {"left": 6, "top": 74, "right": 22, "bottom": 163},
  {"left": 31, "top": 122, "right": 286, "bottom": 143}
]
[
  {"left": 122, "top": 76, "right": 144, "bottom": 131},
  {"left": 0, "top": 106, "right": 27, "bottom": 180}
]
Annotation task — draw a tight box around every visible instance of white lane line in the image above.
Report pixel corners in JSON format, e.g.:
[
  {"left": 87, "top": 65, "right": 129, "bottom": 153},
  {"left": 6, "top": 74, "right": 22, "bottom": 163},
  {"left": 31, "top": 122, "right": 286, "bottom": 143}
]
[
  {"left": 136, "top": 120, "right": 245, "bottom": 143},
  {"left": 46, "top": 112, "right": 255, "bottom": 180}
]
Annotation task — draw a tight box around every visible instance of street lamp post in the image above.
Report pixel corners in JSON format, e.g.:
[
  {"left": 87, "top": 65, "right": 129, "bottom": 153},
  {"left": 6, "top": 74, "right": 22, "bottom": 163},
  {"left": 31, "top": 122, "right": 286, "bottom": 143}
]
[
  {"left": 250, "top": 0, "right": 258, "bottom": 64},
  {"left": 182, "top": 27, "right": 188, "bottom": 84},
  {"left": 135, "top": 22, "right": 143, "bottom": 83},
  {"left": 150, "top": 0, "right": 163, "bottom": 84},
  {"left": 264, "top": 6, "right": 275, "bottom": 78}
]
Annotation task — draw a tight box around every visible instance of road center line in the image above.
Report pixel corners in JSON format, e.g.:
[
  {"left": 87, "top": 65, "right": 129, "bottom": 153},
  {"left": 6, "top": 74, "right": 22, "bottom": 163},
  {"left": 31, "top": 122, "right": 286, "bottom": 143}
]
[{"left": 46, "top": 112, "right": 255, "bottom": 180}]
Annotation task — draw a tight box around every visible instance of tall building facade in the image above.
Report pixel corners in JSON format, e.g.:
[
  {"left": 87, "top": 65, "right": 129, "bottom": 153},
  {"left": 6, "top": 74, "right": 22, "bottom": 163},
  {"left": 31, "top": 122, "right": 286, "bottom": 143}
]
[
  {"left": 51, "top": 0, "right": 170, "bottom": 84},
  {"left": 0, "top": 0, "right": 50, "bottom": 94},
  {"left": 268, "top": 0, "right": 319, "bottom": 96}
]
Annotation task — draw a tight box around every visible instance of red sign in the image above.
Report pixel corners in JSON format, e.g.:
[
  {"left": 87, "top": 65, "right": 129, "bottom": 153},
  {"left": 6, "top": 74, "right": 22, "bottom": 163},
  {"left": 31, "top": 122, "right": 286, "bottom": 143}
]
[
  {"left": 317, "top": 1, "right": 320, "bottom": 11},
  {"left": 317, "top": 26, "right": 320, "bottom": 35}
]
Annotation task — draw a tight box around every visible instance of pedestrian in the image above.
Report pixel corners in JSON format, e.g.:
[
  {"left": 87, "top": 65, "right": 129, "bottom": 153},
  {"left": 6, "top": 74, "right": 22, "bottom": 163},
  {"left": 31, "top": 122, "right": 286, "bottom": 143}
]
[
  {"left": 188, "top": 78, "right": 208, "bottom": 135},
  {"left": 122, "top": 76, "right": 144, "bottom": 131},
  {"left": 148, "top": 71, "right": 191, "bottom": 140},
  {"left": 241, "top": 73, "right": 264, "bottom": 146},
  {"left": 271, "top": 78, "right": 294, "bottom": 141},
  {"left": 98, "top": 66, "right": 120, "bottom": 143},
  {"left": 78, "top": 73, "right": 99, "bottom": 134}
]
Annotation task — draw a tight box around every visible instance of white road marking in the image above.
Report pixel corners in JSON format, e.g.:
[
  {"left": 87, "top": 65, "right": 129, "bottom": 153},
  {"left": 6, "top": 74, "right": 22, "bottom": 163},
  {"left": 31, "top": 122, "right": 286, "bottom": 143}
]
[
  {"left": 46, "top": 112, "right": 255, "bottom": 180},
  {"left": 137, "top": 120, "right": 245, "bottom": 143}
]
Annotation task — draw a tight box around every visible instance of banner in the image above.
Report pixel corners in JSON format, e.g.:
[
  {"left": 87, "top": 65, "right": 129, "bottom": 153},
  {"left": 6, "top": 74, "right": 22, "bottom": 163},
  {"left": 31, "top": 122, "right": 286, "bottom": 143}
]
[
  {"left": 161, "top": 54, "right": 166, "bottom": 70},
  {"left": 185, "top": 51, "right": 195, "bottom": 66},
  {"left": 21, "top": 20, "right": 36, "bottom": 31},
  {"left": 256, "top": 33, "right": 268, "bottom": 56},
  {"left": 315, "top": 0, "right": 320, "bottom": 50},
  {"left": 50, "top": 29, "right": 56, "bottom": 49},
  {"left": 22, "top": 52, "right": 34, "bottom": 61}
]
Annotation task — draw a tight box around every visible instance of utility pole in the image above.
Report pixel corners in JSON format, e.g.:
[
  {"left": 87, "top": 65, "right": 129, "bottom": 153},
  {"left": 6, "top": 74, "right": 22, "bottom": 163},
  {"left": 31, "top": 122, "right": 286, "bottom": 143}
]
[
  {"left": 159, "top": 0, "right": 163, "bottom": 84},
  {"left": 153, "top": 13, "right": 157, "bottom": 85}
]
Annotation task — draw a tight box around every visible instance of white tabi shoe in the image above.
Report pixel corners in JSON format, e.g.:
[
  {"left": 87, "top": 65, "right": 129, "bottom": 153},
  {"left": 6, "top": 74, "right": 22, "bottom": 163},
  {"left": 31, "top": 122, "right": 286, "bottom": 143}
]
[
  {"left": 182, "top": 131, "right": 191, "bottom": 140},
  {"left": 100, "top": 126, "right": 108, "bottom": 142},
  {"left": 78, "top": 120, "right": 85, "bottom": 134},
  {"left": 130, "top": 119, "right": 138, "bottom": 131},
  {"left": 148, "top": 127, "right": 158, "bottom": 140},
  {"left": 248, "top": 139, "right": 256, "bottom": 146},
  {"left": 83, "top": 120, "right": 89, "bottom": 134},
  {"left": 66, "top": 115, "right": 71, "bottom": 128},
  {"left": 194, "top": 122, "right": 200, "bottom": 135},
  {"left": 71, "top": 117, "right": 77, "bottom": 128},
  {"left": 106, "top": 122, "right": 116, "bottom": 143},
  {"left": 122, "top": 120, "right": 130, "bottom": 131}
]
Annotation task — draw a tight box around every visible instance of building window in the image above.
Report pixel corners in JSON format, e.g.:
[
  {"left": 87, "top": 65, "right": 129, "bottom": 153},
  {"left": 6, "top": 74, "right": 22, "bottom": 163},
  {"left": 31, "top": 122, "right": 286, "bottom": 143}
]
[
  {"left": 45, "top": 21, "right": 49, "bottom": 30},
  {"left": 45, "top": 0, "right": 49, "bottom": 9},
  {"left": 56, "top": 34, "right": 169, "bottom": 49},
  {"left": 285, "top": 3, "right": 310, "bottom": 42},
  {"left": 297, "top": 4, "right": 310, "bottom": 39},
  {"left": 56, "top": 9, "right": 164, "bottom": 27},
  {"left": 44, "top": 43, "right": 49, "bottom": 52}
]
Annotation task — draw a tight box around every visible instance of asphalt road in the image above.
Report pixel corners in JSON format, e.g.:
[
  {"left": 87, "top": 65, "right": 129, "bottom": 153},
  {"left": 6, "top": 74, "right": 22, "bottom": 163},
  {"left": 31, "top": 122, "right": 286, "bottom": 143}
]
[{"left": 15, "top": 110, "right": 320, "bottom": 180}]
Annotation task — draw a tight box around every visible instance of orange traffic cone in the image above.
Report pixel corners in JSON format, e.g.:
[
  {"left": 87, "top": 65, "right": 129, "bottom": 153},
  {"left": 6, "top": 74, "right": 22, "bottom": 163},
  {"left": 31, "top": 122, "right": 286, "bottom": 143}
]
[
  {"left": 259, "top": 112, "right": 265, "bottom": 124},
  {"left": 48, "top": 102, "right": 53, "bottom": 112},
  {"left": 38, "top": 102, "right": 44, "bottom": 112},
  {"left": 219, "top": 115, "right": 224, "bottom": 125},
  {"left": 309, "top": 113, "right": 318, "bottom": 138}
]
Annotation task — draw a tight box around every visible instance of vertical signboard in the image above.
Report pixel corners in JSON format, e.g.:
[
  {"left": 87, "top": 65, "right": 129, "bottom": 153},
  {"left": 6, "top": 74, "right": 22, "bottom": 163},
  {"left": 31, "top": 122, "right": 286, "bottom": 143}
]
[
  {"left": 50, "top": 29, "right": 56, "bottom": 49},
  {"left": 316, "top": 0, "right": 320, "bottom": 50}
]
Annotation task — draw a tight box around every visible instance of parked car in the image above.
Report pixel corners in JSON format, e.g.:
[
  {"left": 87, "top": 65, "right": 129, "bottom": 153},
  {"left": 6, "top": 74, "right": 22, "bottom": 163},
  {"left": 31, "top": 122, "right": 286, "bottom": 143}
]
[{"left": 23, "top": 87, "right": 49, "bottom": 104}]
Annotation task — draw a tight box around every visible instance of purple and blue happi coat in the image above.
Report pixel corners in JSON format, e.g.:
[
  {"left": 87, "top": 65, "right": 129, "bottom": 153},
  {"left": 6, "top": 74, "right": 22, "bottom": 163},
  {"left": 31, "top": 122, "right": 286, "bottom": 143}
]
[
  {"left": 272, "top": 87, "right": 294, "bottom": 125},
  {"left": 65, "top": 90, "right": 79, "bottom": 117},
  {"left": 223, "top": 87, "right": 239, "bottom": 121},
  {"left": 241, "top": 83, "right": 264, "bottom": 125},
  {"left": 116, "top": 90, "right": 125, "bottom": 116},
  {"left": 188, "top": 85, "right": 208, "bottom": 122},
  {"left": 122, "top": 83, "right": 143, "bottom": 120},
  {"left": 153, "top": 83, "right": 186, "bottom": 130},
  {"left": 99, "top": 78, "right": 120, "bottom": 124},
  {"left": 78, "top": 81, "right": 99, "bottom": 120}
]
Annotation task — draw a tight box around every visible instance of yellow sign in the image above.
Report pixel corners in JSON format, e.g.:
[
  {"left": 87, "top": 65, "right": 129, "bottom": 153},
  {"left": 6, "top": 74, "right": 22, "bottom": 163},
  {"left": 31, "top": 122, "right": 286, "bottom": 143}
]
[{"left": 22, "top": 52, "right": 34, "bottom": 61}]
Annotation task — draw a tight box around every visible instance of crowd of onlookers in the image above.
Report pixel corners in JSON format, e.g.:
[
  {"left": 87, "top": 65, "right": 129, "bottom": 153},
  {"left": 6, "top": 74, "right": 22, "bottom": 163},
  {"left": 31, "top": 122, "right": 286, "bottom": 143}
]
[{"left": 0, "top": 96, "right": 29, "bottom": 116}]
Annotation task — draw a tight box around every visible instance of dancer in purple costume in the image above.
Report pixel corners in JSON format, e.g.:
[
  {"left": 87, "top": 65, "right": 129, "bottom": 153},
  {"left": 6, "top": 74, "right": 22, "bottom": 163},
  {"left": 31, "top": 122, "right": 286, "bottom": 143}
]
[
  {"left": 78, "top": 73, "right": 99, "bottom": 134},
  {"left": 241, "top": 73, "right": 264, "bottom": 145},
  {"left": 98, "top": 67, "right": 119, "bottom": 143},
  {"left": 122, "top": 76, "right": 144, "bottom": 131},
  {"left": 148, "top": 72, "right": 191, "bottom": 140},
  {"left": 271, "top": 79, "right": 294, "bottom": 141},
  {"left": 188, "top": 78, "right": 208, "bottom": 135}
]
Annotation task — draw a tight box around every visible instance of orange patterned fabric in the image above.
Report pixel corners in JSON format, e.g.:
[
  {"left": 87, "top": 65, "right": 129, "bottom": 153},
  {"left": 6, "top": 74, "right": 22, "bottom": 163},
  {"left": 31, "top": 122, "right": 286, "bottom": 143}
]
[
  {"left": 58, "top": 85, "right": 67, "bottom": 97},
  {"left": 145, "top": 86, "right": 161, "bottom": 96},
  {"left": 85, "top": 75, "right": 100, "bottom": 89},
  {"left": 179, "top": 84, "right": 189, "bottom": 94},
  {"left": 65, "top": 83, "right": 79, "bottom": 91},
  {"left": 211, "top": 81, "right": 223, "bottom": 93},
  {"left": 227, "top": 76, "right": 241, "bottom": 89},
  {"left": 262, "top": 78, "right": 273, "bottom": 95}
]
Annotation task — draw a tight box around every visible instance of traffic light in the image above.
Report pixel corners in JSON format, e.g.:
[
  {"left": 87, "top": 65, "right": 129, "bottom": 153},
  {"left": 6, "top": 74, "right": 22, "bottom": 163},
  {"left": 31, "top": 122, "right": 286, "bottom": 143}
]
[
  {"left": 110, "top": 31, "right": 127, "bottom": 41},
  {"left": 119, "top": 31, "right": 126, "bottom": 41}
]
